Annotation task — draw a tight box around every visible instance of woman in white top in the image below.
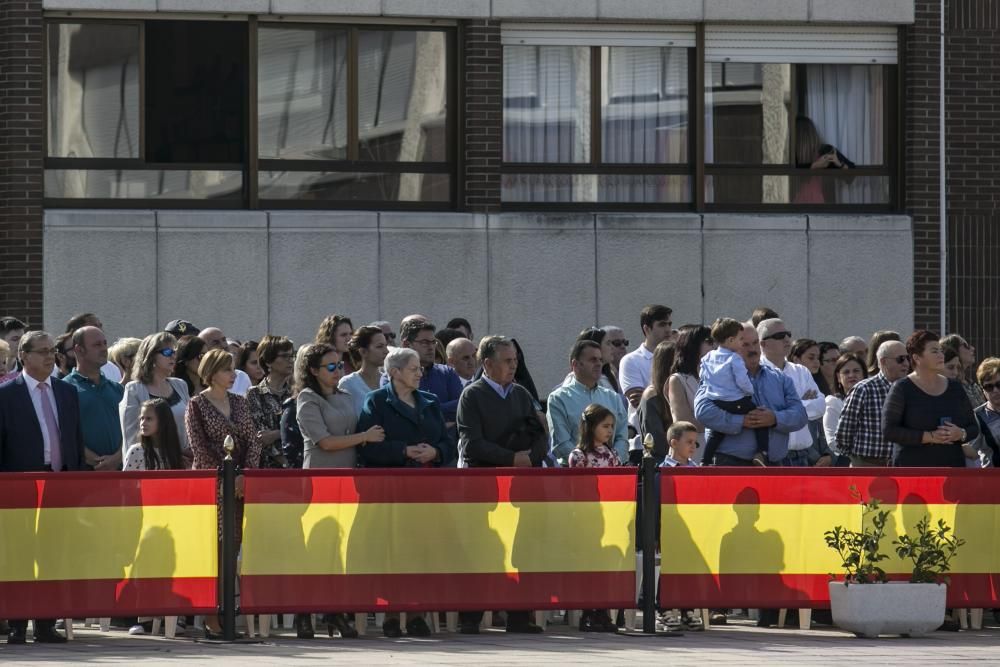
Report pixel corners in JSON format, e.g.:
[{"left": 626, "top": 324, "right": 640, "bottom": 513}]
[
  {"left": 822, "top": 353, "right": 867, "bottom": 466},
  {"left": 338, "top": 325, "right": 389, "bottom": 417},
  {"left": 666, "top": 326, "right": 714, "bottom": 463},
  {"left": 120, "top": 332, "right": 191, "bottom": 458}
]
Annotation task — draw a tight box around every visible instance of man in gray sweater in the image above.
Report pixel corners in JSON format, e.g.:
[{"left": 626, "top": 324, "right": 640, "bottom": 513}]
[{"left": 456, "top": 335, "right": 545, "bottom": 634}]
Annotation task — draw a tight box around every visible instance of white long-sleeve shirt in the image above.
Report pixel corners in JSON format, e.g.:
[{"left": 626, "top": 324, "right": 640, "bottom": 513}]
[{"left": 761, "top": 357, "right": 825, "bottom": 451}]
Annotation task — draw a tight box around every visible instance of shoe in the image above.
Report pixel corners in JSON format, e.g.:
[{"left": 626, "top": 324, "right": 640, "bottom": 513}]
[
  {"left": 33, "top": 626, "right": 67, "bottom": 644},
  {"left": 681, "top": 611, "right": 704, "bottom": 632},
  {"left": 128, "top": 624, "right": 147, "bottom": 636},
  {"left": 459, "top": 622, "right": 480, "bottom": 635},
  {"left": 756, "top": 610, "right": 778, "bottom": 628},
  {"left": 595, "top": 611, "right": 618, "bottom": 633},
  {"left": 7, "top": 626, "right": 26, "bottom": 645},
  {"left": 710, "top": 611, "right": 728, "bottom": 625},
  {"left": 752, "top": 453, "right": 768, "bottom": 467},
  {"left": 937, "top": 618, "right": 961, "bottom": 632},
  {"left": 657, "top": 611, "right": 683, "bottom": 632},
  {"left": 382, "top": 618, "right": 402, "bottom": 638},
  {"left": 505, "top": 621, "right": 543, "bottom": 634},
  {"left": 579, "top": 612, "right": 599, "bottom": 632},
  {"left": 0, "top": 619, "right": 8, "bottom": 636},
  {"left": 406, "top": 616, "right": 432, "bottom": 637},
  {"left": 330, "top": 614, "right": 358, "bottom": 639},
  {"left": 294, "top": 614, "right": 314, "bottom": 639}
]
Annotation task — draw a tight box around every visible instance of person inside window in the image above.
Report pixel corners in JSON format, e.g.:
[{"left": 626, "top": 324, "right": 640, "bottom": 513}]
[{"left": 794, "top": 116, "right": 853, "bottom": 204}]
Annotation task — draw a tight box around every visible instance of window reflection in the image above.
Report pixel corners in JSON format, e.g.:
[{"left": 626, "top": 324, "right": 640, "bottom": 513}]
[
  {"left": 706, "top": 174, "right": 890, "bottom": 205},
  {"left": 45, "top": 170, "right": 243, "bottom": 199},
  {"left": 705, "top": 62, "right": 790, "bottom": 166},
  {"left": 259, "top": 171, "right": 449, "bottom": 202},
  {"left": 502, "top": 174, "right": 690, "bottom": 204},
  {"left": 47, "top": 23, "right": 140, "bottom": 159}
]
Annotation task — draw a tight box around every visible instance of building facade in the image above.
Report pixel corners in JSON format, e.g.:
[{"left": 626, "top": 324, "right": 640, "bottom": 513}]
[{"left": 1, "top": 0, "right": 985, "bottom": 394}]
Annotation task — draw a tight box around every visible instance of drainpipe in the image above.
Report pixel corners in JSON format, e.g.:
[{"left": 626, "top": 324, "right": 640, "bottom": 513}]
[{"left": 939, "top": 0, "right": 947, "bottom": 334}]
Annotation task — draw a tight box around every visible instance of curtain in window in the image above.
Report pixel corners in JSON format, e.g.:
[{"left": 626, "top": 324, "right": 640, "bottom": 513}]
[{"left": 804, "top": 65, "right": 885, "bottom": 203}]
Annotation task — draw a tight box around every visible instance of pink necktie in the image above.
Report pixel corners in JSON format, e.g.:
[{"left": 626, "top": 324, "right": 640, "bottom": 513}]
[{"left": 38, "top": 383, "right": 63, "bottom": 471}]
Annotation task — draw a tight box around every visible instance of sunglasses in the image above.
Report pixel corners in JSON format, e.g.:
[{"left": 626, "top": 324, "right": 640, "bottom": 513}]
[
  {"left": 157, "top": 348, "right": 175, "bottom": 358},
  {"left": 324, "top": 361, "right": 345, "bottom": 372},
  {"left": 764, "top": 331, "right": 792, "bottom": 341},
  {"left": 893, "top": 355, "right": 910, "bottom": 365},
  {"left": 609, "top": 339, "right": 630, "bottom": 348},
  {"left": 983, "top": 382, "right": 1000, "bottom": 393}
]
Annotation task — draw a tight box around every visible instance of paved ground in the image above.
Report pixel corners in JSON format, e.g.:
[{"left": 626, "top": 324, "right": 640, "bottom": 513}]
[{"left": 2, "top": 617, "right": 998, "bottom": 665}]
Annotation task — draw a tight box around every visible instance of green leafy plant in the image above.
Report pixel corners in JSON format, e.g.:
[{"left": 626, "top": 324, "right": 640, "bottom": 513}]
[
  {"left": 893, "top": 516, "right": 966, "bottom": 584},
  {"left": 824, "top": 487, "right": 890, "bottom": 584}
]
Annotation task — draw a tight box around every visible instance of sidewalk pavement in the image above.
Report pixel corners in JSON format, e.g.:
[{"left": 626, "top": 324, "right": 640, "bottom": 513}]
[{"left": 3, "top": 617, "right": 998, "bottom": 665}]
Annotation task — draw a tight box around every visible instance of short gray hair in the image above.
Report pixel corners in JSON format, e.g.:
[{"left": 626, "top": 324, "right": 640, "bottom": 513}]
[
  {"left": 756, "top": 318, "right": 785, "bottom": 340},
  {"left": 478, "top": 335, "right": 514, "bottom": 363},
  {"left": 840, "top": 335, "right": 866, "bottom": 350},
  {"left": 876, "top": 340, "right": 904, "bottom": 360},
  {"left": 384, "top": 346, "right": 419, "bottom": 374},
  {"left": 19, "top": 330, "right": 52, "bottom": 357}
]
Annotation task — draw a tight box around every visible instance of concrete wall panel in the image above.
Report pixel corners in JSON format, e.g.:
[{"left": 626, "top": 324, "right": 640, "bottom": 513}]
[
  {"left": 383, "top": 0, "right": 490, "bottom": 18},
  {"left": 156, "top": 211, "right": 269, "bottom": 343},
  {"left": 595, "top": 214, "right": 702, "bottom": 343},
  {"left": 487, "top": 214, "right": 596, "bottom": 395},
  {"left": 702, "top": 215, "right": 809, "bottom": 337},
  {"left": 378, "top": 213, "right": 488, "bottom": 337},
  {"left": 157, "top": 0, "right": 268, "bottom": 11},
  {"left": 809, "top": 0, "right": 914, "bottom": 23},
  {"left": 269, "top": 0, "right": 380, "bottom": 15},
  {"left": 492, "top": 0, "right": 598, "bottom": 19},
  {"left": 43, "top": 210, "right": 158, "bottom": 342},
  {"left": 808, "top": 215, "right": 914, "bottom": 343},
  {"left": 597, "top": 0, "right": 702, "bottom": 20},
  {"left": 268, "top": 211, "right": 380, "bottom": 349},
  {"left": 704, "top": 0, "right": 808, "bottom": 22}
]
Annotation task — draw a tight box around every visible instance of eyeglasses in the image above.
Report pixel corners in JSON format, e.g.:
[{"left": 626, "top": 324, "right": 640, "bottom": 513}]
[
  {"left": 982, "top": 381, "right": 1000, "bottom": 393},
  {"left": 157, "top": 348, "right": 175, "bottom": 358},
  {"left": 27, "top": 348, "right": 56, "bottom": 357},
  {"left": 609, "top": 339, "right": 629, "bottom": 348},
  {"left": 324, "top": 361, "right": 345, "bottom": 372},
  {"left": 764, "top": 331, "right": 792, "bottom": 341},
  {"left": 893, "top": 355, "right": 910, "bottom": 365}
]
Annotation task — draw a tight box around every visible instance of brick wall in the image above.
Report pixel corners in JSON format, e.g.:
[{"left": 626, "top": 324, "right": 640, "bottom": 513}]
[
  {"left": 0, "top": 0, "right": 44, "bottom": 328},
  {"left": 461, "top": 20, "right": 502, "bottom": 213},
  {"left": 909, "top": 0, "right": 1000, "bottom": 353}
]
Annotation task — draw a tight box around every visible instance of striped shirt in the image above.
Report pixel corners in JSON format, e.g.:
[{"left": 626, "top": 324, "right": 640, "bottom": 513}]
[{"left": 834, "top": 372, "right": 894, "bottom": 459}]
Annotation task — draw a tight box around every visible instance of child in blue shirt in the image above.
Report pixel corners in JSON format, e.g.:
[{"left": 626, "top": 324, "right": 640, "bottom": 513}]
[{"left": 699, "top": 318, "right": 768, "bottom": 466}]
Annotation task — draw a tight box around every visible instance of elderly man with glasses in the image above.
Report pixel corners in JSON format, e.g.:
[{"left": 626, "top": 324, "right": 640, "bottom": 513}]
[{"left": 835, "top": 339, "right": 911, "bottom": 467}]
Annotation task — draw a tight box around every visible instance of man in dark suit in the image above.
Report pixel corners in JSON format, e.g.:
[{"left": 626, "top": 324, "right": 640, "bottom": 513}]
[{"left": 0, "top": 330, "right": 85, "bottom": 645}]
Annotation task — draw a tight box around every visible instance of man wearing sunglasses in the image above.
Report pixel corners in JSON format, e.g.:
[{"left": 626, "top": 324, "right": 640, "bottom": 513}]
[
  {"left": 758, "top": 319, "right": 830, "bottom": 467},
  {"left": 835, "top": 340, "right": 911, "bottom": 467}
]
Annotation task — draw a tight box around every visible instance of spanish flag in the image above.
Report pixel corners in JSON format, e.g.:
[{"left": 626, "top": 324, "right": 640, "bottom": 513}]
[
  {"left": 240, "top": 469, "right": 637, "bottom": 613},
  {"left": 0, "top": 472, "right": 219, "bottom": 619},
  {"left": 660, "top": 468, "right": 1000, "bottom": 609}
]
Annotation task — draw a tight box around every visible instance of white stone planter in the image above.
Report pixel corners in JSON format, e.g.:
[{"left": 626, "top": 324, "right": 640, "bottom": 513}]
[{"left": 828, "top": 581, "right": 947, "bottom": 638}]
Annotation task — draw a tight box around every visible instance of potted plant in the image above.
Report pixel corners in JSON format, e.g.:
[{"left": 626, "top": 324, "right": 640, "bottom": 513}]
[{"left": 824, "top": 488, "right": 964, "bottom": 638}]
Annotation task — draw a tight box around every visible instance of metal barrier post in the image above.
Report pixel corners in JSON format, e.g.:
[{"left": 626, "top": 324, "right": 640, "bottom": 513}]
[
  {"left": 221, "top": 435, "right": 237, "bottom": 641},
  {"left": 641, "top": 453, "right": 658, "bottom": 633}
]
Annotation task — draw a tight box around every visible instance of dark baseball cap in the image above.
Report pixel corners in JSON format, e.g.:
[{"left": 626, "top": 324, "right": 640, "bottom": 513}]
[{"left": 164, "top": 319, "right": 200, "bottom": 337}]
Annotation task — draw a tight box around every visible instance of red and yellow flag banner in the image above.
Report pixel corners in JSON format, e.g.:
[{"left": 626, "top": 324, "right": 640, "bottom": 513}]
[
  {"left": 0, "top": 471, "right": 219, "bottom": 619},
  {"left": 660, "top": 468, "right": 1000, "bottom": 609},
  {"left": 241, "top": 469, "right": 637, "bottom": 613}
]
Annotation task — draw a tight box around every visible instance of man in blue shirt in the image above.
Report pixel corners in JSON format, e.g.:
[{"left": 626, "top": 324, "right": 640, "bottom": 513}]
[
  {"left": 63, "top": 326, "right": 125, "bottom": 470},
  {"left": 392, "top": 319, "right": 464, "bottom": 423},
  {"left": 695, "top": 322, "right": 807, "bottom": 465},
  {"left": 547, "top": 340, "right": 629, "bottom": 465}
]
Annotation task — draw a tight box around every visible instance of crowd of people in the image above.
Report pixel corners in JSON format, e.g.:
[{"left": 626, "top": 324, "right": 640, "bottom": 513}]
[{"left": 0, "top": 305, "right": 996, "bottom": 643}]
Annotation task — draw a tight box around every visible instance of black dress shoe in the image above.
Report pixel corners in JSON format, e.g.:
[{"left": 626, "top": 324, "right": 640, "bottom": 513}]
[
  {"left": 330, "top": 614, "right": 358, "bottom": 639},
  {"left": 294, "top": 614, "right": 314, "bottom": 639},
  {"left": 33, "top": 627, "right": 67, "bottom": 644},
  {"left": 7, "top": 627, "right": 26, "bottom": 645},
  {"left": 406, "top": 616, "right": 432, "bottom": 637},
  {"left": 382, "top": 618, "right": 402, "bottom": 638},
  {"left": 505, "top": 621, "right": 544, "bottom": 634}
]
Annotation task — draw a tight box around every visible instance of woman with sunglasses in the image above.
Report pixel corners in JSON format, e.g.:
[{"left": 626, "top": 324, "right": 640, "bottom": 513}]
[
  {"left": 293, "top": 343, "right": 384, "bottom": 639},
  {"left": 120, "top": 332, "right": 192, "bottom": 460},
  {"left": 883, "top": 330, "right": 979, "bottom": 468},
  {"left": 973, "top": 357, "right": 1000, "bottom": 467}
]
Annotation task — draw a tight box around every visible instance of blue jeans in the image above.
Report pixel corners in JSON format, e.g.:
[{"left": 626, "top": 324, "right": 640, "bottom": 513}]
[{"left": 781, "top": 448, "right": 812, "bottom": 467}]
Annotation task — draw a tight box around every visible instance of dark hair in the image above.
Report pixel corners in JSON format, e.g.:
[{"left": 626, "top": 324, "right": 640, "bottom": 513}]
[
  {"left": 0, "top": 316, "right": 26, "bottom": 335},
  {"left": 649, "top": 340, "right": 676, "bottom": 431},
  {"left": 55, "top": 332, "right": 75, "bottom": 373},
  {"left": 435, "top": 328, "right": 464, "bottom": 349},
  {"left": 751, "top": 307, "right": 779, "bottom": 328},
  {"left": 446, "top": 317, "right": 472, "bottom": 336},
  {"left": 866, "top": 330, "right": 900, "bottom": 374},
  {"left": 314, "top": 314, "right": 353, "bottom": 346},
  {"left": 293, "top": 343, "right": 337, "bottom": 395},
  {"left": 577, "top": 403, "right": 615, "bottom": 454},
  {"left": 710, "top": 317, "right": 743, "bottom": 344},
  {"left": 257, "top": 334, "right": 294, "bottom": 375},
  {"left": 814, "top": 341, "right": 841, "bottom": 395},
  {"left": 346, "top": 325, "right": 384, "bottom": 368},
  {"left": 400, "top": 319, "right": 436, "bottom": 344},
  {"left": 906, "top": 330, "right": 939, "bottom": 364},
  {"left": 944, "top": 346, "right": 959, "bottom": 365},
  {"left": 671, "top": 325, "right": 712, "bottom": 377},
  {"left": 174, "top": 335, "right": 207, "bottom": 395},
  {"left": 788, "top": 338, "right": 819, "bottom": 363},
  {"left": 833, "top": 353, "right": 868, "bottom": 398},
  {"left": 478, "top": 335, "right": 514, "bottom": 364},
  {"left": 939, "top": 333, "right": 967, "bottom": 360},
  {"left": 819, "top": 341, "right": 840, "bottom": 359},
  {"left": 640, "top": 305, "right": 672, "bottom": 334},
  {"left": 139, "top": 398, "right": 184, "bottom": 470},
  {"left": 65, "top": 312, "right": 98, "bottom": 334},
  {"left": 236, "top": 340, "right": 259, "bottom": 374},
  {"left": 570, "top": 339, "right": 601, "bottom": 364}
]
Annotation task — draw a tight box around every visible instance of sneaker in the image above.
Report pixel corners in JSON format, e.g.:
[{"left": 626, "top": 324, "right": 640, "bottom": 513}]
[
  {"left": 657, "top": 610, "right": 683, "bottom": 631},
  {"left": 681, "top": 611, "right": 704, "bottom": 632},
  {"left": 752, "top": 453, "right": 768, "bottom": 467},
  {"left": 405, "top": 616, "right": 432, "bottom": 637},
  {"left": 128, "top": 624, "right": 146, "bottom": 636}
]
